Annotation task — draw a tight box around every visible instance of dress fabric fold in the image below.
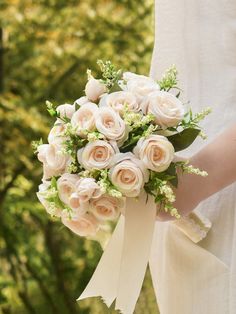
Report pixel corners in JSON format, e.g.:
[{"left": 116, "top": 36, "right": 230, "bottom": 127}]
[{"left": 149, "top": 1, "right": 236, "bottom": 313}]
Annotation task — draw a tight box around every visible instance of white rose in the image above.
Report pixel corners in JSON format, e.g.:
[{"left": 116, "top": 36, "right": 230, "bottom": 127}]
[
  {"left": 37, "top": 144, "right": 49, "bottom": 163},
  {"left": 56, "top": 103, "right": 75, "bottom": 119},
  {"left": 85, "top": 77, "right": 107, "bottom": 102},
  {"left": 38, "top": 144, "right": 67, "bottom": 169},
  {"left": 122, "top": 72, "right": 160, "bottom": 102},
  {"left": 68, "top": 193, "right": 89, "bottom": 213},
  {"left": 142, "top": 91, "right": 185, "bottom": 128},
  {"left": 68, "top": 193, "right": 81, "bottom": 210},
  {"left": 37, "top": 181, "right": 62, "bottom": 217},
  {"left": 95, "top": 107, "right": 128, "bottom": 144},
  {"left": 61, "top": 211, "right": 99, "bottom": 237},
  {"left": 109, "top": 152, "right": 149, "bottom": 197},
  {"left": 42, "top": 164, "right": 61, "bottom": 180},
  {"left": 99, "top": 91, "right": 139, "bottom": 114},
  {"left": 71, "top": 102, "right": 98, "bottom": 137},
  {"left": 74, "top": 96, "right": 90, "bottom": 107},
  {"left": 75, "top": 178, "right": 102, "bottom": 202},
  {"left": 90, "top": 194, "right": 125, "bottom": 221},
  {"left": 133, "top": 135, "right": 175, "bottom": 172},
  {"left": 77, "top": 140, "right": 118, "bottom": 170},
  {"left": 123, "top": 72, "right": 152, "bottom": 81},
  {"left": 37, "top": 144, "right": 71, "bottom": 179},
  {"left": 57, "top": 173, "right": 80, "bottom": 205},
  {"left": 48, "top": 119, "right": 67, "bottom": 144}
]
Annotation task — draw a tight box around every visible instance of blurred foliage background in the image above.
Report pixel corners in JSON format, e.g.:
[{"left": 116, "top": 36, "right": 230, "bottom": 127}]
[{"left": 0, "top": 0, "right": 159, "bottom": 313}]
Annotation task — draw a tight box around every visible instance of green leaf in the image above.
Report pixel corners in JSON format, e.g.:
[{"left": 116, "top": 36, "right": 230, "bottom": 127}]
[
  {"left": 109, "top": 82, "right": 122, "bottom": 93},
  {"left": 120, "top": 134, "right": 141, "bottom": 152},
  {"left": 166, "top": 163, "right": 178, "bottom": 187},
  {"left": 167, "top": 128, "right": 200, "bottom": 152},
  {"left": 31, "top": 138, "right": 43, "bottom": 154},
  {"left": 75, "top": 102, "right": 81, "bottom": 111},
  {"left": 46, "top": 100, "right": 57, "bottom": 117}
]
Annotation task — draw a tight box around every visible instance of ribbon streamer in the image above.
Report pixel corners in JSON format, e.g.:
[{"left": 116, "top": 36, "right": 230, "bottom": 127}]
[
  {"left": 78, "top": 194, "right": 157, "bottom": 314},
  {"left": 77, "top": 215, "right": 125, "bottom": 307},
  {"left": 115, "top": 196, "right": 157, "bottom": 314},
  {"left": 78, "top": 195, "right": 211, "bottom": 313}
]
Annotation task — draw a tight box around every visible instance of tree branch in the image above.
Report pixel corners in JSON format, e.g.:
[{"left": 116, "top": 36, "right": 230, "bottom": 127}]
[
  {"left": 0, "top": 163, "right": 25, "bottom": 209},
  {"left": 24, "top": 261, "right": 62, "bottom": 314},
  {"left": 0, "top": 28, "right": 4, "bottom": 93},
  {"left": 44, "top": 222, "right": 79, "bottom": 314}
]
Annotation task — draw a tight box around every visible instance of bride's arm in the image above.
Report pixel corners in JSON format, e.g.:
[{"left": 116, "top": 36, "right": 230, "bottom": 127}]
[{"left": 157, "top": 123, "right": 236, "bottom": 221}]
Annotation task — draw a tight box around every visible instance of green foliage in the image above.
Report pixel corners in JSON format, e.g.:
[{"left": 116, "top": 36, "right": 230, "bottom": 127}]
[
  {"left": 97, "top": 59, "right": 123, "bottom": 90},
  {"left": 42, "top": 177, "right": 71, "bottom": 215},
  {"left": 180, "top": 107, "right": 212, "bottom": 130},
  {"left": 46, "top": 100, "right": 58, "bottom": 118},
  {"left": 96, "top": 170, "right": 120, "bottom": 197},
  {"left": 0, "top": 0, "right": 158, "bottom": 313},
  {"left": 158, "top": 64, "right": 179, "bottom": 92},
  {"left": 120, "top": 112, "right": 157, "bottom": 153},
  {"left": 62, "top": 122, "right": 88, "bottom": 158},
  {"left": 167, "top": 128, "right": 201, "bottom": 152},
  {"left": 144, "top": 165, "right": 180, "bottom": 218},
  {"left": 32, "top": 138, "right": 44, "bottom": 154}
]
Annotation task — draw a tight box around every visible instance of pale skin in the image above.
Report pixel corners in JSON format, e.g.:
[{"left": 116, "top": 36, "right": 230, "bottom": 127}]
[{"left": 156, "top": 123, "right": 236, "bottom": 221}]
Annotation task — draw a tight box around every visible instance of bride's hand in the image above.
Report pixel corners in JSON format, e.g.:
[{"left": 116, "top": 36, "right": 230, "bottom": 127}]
[
  {"left": 155, "top": 180, "right": 196, "bottom": 222},
  {"left": 156, "top": 123, "right": 236, "bottom": 221},
  {"left": 155, "top": 156, "right": 193, "bottom": 222}
]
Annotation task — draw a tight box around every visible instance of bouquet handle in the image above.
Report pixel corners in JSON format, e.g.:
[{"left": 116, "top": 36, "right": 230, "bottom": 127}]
[{"left": 172, "top": 210, "right": 212, "bottom": 243}]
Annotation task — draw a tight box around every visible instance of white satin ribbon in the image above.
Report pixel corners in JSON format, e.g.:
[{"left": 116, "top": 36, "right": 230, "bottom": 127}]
[
  {"left": 77, "top": 194, "right": 157, "bottom": 314},
  {"left": 115, "top": 195, "right": 157, "bottom": 313},
  {"left": 77, "top": 216, "right": 125, "bottom": 307},
  {"left": 78, "top": 195, "right": 211, "bottom": 314}
]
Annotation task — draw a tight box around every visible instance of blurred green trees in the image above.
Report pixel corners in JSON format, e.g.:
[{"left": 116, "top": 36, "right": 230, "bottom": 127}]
[{"left": 0, "top": 1, "right": 159, "bottom": 313}]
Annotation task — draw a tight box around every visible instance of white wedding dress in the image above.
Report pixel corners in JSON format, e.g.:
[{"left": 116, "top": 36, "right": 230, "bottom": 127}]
[{"left": 149, "top": 1, "right": 236, "bottom": 313}]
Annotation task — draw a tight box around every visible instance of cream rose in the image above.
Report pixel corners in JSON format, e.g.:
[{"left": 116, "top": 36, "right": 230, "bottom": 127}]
[
  {"left": 99, "top": 91, "right": 139, "bottom": 114},
  {"left": 37, "top": 144, "right": 49, "bottom": 163},
  {"left": 123, "top": 72, "right": 154, "bottom": 82},
  {"left": 95, "top": 107, "right": 128, "bottom": 144},
  {"left": 109, "top": 152, "right": 149, "bottom": 197},
  {"left": 77, "top": 140, "right": 118, "bottom": 170},
  {"left": 42, "top": 164, "right": 61, "bottom": 181},
  {"left": 56, "top": 103, "right": 75, "bottom": 119},
  {"left": 85, "top": 77, "right": 107, "bottom": 102},
  {"left": 37, "top": 181, "right": 62, "bottom": 217},
  {"left": 48, "top": 119, "right": 67, "bottom": 144},
  {"left": 68, "top": 193, "right": 81, "bottom": 210},
  {"left": 133, "top": 135, "right": 175, "bottom": 172},
  {"left": 71, "top": 102, "right": 98, "bottom": 137},
  {"left": 57, "top": 173, "right": 80, "bottom": 205},
  {"left": 75, "top": 178, "right": 102, "bottom": 202},
  {"left": 61, "top": 211, "right": 99, "bottom": 237},
  {"left": 142, "top": 91, "right": 185, "bottom": 128},
  {"left": 122, "top": 72, "right": 160, "bottom": 103},
  {"left": 90, "top": 194, "right": 125, "bottom": 221},
  {"left": 74, "top": 96, "right": 90, "bottom": 107},
  {"left": 37, "top": 144, "right": 71, "bottom": 179},
  {"left": 67, "top": 193, "right": 89, "bottom": 213}
]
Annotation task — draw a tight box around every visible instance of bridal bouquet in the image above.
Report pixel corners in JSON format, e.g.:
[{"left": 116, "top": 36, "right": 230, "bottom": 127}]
[
  {"left": 35, "top": 61, "right": 209, "bottom": 236},
  {"left": 34, "top": 60, "right": 211, "bottom": 314}
]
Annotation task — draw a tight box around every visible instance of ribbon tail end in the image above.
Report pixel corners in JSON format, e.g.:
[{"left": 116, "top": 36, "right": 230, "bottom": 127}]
[{"left": 77, "top": 292, "right": 114, "bottom": 308}]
